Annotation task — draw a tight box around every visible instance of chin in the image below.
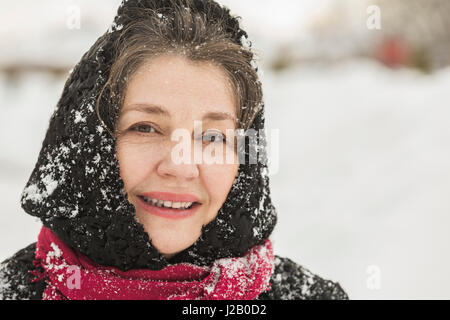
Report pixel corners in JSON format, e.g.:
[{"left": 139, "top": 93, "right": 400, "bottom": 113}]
[
  {"left": 144, "top": 224, "right": 202, "bottom": 257},
  {"left": 152, "top": 239, "right": 192, "bottom": 258},
  {"left": 133, "top": 205, "right": 208, "bottom": 257}
]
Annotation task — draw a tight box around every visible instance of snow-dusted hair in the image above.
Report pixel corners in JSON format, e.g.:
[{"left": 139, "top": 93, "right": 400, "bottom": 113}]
[{"left": 96, "top": 0, "right": 263, "bottom": 136}]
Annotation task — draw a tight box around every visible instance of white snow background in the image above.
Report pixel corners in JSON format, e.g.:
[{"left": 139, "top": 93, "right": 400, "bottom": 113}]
[{"left": 1, "top": 0, "right": 449, "bottom": 299}]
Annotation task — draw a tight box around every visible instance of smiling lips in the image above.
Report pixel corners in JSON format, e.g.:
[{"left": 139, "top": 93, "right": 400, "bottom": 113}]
[{"left": 137, "top": 191, "right": 202, "bottom": 220}]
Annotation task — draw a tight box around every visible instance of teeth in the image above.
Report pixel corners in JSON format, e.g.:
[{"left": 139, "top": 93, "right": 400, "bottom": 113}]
[
  {"left": 142, "top": 196, "right": 195, "bottom": 209},
  {"left": 172, "top": 202, "right": 181, "bottom": 209}
]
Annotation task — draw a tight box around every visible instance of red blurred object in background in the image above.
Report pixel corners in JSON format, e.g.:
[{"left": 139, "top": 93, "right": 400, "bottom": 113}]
[{"left": 375, "top": 36, "right": 411, "bottom": 68}]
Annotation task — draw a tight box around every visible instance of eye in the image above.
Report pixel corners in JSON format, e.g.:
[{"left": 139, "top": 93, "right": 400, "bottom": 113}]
[
  {"left": 129, "top": 123, "right": 157, "bottom": 134},
  {"left": 202, "top": 130, "right": 225, "bottom": 143}
]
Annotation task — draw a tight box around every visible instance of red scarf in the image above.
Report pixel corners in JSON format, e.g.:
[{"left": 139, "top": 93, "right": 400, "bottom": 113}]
[{"left": 30, "top": 226, "right": 274, "bottom": 300}]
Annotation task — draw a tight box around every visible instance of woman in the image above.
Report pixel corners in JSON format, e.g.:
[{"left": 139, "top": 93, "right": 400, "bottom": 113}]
[{"left": 0, "top": 0, "right": 348, "bottom": 300}]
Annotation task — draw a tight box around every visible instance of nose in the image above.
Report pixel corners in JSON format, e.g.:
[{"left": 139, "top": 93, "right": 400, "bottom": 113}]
[{"left": 156, "top": 140, "right": 200, "bottom": 180}]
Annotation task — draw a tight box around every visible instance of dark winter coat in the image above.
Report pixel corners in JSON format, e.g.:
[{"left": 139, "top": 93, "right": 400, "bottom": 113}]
[{"left": 0, "top": 0, "right": 348, "bottom": 300}]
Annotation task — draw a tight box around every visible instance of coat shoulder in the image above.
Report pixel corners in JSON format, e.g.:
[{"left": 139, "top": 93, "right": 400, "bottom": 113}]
[
  {"left": 0, "top": 243, "right": 45, "bottom": 300},
  {"left": 257, "top": 255, "right": 349, "bottom": 300}
]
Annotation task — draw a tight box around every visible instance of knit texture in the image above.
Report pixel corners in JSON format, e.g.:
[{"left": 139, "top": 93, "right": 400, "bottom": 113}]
[
  {"left": 30, "top": 226, "right": 274, "bottom": 300},
  {"left": 0, "top": 243, "right": 349, "bottom": 300}
]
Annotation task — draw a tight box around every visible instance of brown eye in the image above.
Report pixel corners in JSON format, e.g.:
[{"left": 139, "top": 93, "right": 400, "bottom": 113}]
[{"left": 131, "top": 124, "right": 157, "bottom": 134}]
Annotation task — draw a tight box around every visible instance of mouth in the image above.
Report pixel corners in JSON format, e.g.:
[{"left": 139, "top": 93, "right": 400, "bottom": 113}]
[
  {"left": 138, "top": 195, "right": 201, "bottom": 210},
  {"left": 136, "top": 194, "right": 202, "bottom": 220}
]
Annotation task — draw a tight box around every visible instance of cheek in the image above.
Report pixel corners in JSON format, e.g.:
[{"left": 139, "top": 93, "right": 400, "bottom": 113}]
[
  {"left": 116, "top": 141, "right": 160, "bottom": 191},
  {"left": 202, "top": 163, "right": 238, "bottom": 206}
]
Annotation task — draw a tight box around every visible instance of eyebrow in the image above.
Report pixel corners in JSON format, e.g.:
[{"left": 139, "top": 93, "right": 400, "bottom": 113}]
[{"left": 125, "top": 103, "right": 237, "bottom": 122}]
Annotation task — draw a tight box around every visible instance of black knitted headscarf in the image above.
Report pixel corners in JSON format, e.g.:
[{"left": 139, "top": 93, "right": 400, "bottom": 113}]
[{"left": 20, "top": 0, "right": 277, "bottom": 271}]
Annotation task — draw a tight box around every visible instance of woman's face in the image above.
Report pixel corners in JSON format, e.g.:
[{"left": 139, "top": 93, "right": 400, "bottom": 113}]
[{"left": 116, "top": 55, "right": 239, "bottom": 259}]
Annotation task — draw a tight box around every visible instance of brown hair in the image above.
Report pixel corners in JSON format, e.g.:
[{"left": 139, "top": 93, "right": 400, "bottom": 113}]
[{"left": 96, "top": 0, "right": 263, "bottom": 137}]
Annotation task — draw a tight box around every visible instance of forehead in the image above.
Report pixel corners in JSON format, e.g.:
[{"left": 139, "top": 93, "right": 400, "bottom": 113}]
[{"left": 122, "top": 55, "right": 237, "bottom": 118}]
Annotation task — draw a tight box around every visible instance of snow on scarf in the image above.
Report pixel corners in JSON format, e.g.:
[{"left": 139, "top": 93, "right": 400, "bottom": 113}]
[
  {"left": 30, "top": 226, "right": 274, "bottom": 300},
  {"left": 20, "top": 0, "right": 277, "bottom": 273}
]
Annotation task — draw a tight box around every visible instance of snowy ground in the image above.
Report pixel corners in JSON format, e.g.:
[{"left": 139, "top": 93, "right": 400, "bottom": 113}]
[
  {"left": 1, "top": 0, "right": 450, "bottom": 300},
  {"left": 263, "top": 60, "right": 450, "bottom": 300},
  {"left": 1, "top": 59, "right": 450, "bottom": 299}
]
